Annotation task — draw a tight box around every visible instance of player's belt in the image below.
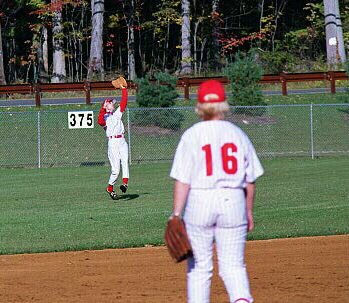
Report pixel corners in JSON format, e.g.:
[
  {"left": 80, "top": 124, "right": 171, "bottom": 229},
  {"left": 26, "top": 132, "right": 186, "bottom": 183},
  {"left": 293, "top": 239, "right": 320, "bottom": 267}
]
[{"left": 109, "top": 135, "right": 123, "bottom": 139}]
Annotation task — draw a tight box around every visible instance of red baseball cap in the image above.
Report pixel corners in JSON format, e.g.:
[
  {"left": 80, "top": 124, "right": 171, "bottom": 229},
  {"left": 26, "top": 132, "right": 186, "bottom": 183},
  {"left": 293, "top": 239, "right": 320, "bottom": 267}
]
[
  {"left": 105, "top": 99, "right": 117, "bottom": 104},
  {"left": 198, "top": 80, "right": 226, "bottom": 103}
]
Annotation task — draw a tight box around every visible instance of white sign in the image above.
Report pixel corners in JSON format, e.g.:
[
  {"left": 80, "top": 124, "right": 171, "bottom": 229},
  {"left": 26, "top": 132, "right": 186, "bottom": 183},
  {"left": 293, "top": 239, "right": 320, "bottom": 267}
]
[
  {"left": 68, "top": 111, "right": 94, "bottom": 129},
  {"left": 329, "top": 37, "right": 337, "bottom": 46}
]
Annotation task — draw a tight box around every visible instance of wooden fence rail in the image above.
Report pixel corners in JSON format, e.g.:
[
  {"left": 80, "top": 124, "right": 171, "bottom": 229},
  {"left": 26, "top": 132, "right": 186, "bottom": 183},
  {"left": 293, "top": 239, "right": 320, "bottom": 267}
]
[{"left": 0, "top": 71, "right": 347, "bottom": 107}]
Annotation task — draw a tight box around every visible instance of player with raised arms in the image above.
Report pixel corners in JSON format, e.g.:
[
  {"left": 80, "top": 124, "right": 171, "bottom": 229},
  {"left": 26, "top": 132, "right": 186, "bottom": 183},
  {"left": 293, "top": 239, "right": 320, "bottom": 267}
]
[{"left": 98, "top": 77, "right": 129, "bottom": 200}]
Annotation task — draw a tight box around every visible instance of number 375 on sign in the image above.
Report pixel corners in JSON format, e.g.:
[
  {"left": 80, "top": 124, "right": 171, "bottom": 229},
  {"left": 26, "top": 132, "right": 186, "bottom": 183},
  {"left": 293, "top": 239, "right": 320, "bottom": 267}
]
[{"left": 68, "top": 111, "right": 94, "bottom": 129}]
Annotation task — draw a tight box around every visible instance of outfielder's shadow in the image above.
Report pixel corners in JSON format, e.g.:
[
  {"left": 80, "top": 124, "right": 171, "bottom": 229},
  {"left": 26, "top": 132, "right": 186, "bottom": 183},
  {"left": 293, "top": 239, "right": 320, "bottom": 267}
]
[{"left": 116, "top": 194, "right": 140, "bottom": 202}]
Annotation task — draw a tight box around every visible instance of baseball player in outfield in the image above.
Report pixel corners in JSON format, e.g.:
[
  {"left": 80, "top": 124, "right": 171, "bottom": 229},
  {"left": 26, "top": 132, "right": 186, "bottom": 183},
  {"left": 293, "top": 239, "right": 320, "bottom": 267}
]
[
  {"left": 98, "top": 84, "right": 129, "bottom": 200},
  {"left": 169, "top": 80, "right": 264, "bottom": 303}
]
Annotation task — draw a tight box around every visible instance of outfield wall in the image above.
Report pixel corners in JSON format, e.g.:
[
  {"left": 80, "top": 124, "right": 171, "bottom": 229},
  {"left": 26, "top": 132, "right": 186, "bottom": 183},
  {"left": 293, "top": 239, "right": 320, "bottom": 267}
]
[{"left": 1, "top": 104, "right": 348, "bottom": 168}]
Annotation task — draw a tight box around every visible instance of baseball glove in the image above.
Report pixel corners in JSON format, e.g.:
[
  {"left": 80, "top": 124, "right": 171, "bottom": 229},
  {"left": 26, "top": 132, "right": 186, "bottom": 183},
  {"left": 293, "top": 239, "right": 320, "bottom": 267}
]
[
  {"left": 164, "top": 216, "right": 193, "bottom": 263},
  {"left": 112, "top": 76, "right": 127, "bottom": 89}
]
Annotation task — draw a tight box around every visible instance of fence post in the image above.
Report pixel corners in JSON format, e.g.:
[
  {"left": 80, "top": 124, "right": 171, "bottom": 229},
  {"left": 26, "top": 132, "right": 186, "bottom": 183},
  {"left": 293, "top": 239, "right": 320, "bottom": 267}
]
[
  {"left": 310, "top": 104, "right": 314, "bottom": 159},
  {"left": 34, "top": 83, "right": 41, "bottom": 107},
  {"left": 327, "top": 71, "right": 336, "bottom": 94},
  {"left": 84, "top": 80, "right": 91, "bottom": 105},
  {"left": 37, "top": 111, "right": 41, "bottom": 168},
  {"left": 280, "top": 73, "right": 287, "bottom": 96},
  {"left": 183, "top": 77, "right": 190, "bottom": 100},
  {"left": 127, "top": 108, "right": 132, "bottom": 165}
]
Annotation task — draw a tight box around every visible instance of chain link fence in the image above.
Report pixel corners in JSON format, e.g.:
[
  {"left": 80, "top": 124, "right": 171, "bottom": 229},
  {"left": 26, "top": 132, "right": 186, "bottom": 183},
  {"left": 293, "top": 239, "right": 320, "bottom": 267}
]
[{"left": 1, "top": 104, "right": 348, "bottom": 168}]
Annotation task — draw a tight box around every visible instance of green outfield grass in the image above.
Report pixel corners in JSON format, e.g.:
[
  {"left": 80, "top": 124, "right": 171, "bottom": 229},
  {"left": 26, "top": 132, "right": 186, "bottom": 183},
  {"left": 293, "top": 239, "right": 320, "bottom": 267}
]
[{"left": 0, "top": 158, "right": 348, "bottom": 255}]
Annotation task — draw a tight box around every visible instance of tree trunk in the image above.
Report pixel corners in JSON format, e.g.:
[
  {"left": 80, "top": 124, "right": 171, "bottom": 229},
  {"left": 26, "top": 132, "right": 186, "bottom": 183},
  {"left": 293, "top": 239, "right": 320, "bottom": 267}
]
[
  {"left": 211, "top": 0, "right": 220, "bottom": 71},
  {"left": 51, "top": 7, "right": 66, "bottom": 83},
  {"left": 136, "top": 14, "right": 145, "bottom": 75},
  {"left": 324, "top": 0, "right": 337, "bottom": 65},
  {"left": 323, "top": 0, "right": 346, "bottom": 65},
  {"left": 0, "top": 22, "right": 6, "bottom": 84},
  {"left": 87, "top": 0, "right": 104, "bottom": 80},
  {"left": 181, "top": 0, "right": 192, "bottom": 75},
  {"left": 163, "top": 20, "right": 169, "bottom": 70},
  {"left": 334, "top": 0, "right": 346, "bottom": 63},
  {"left": 127, "top": 0, "right": 136, "bottom": 80},
  {"left": 42, "top": 26, "right": 49, "bottom": 76},
  {"left": 259, "top": 0, "right": 264, "bottom": 32},
  {"left": 271, "top": 0, "right": 287, "bottom": 52},
  {"left": 37, "top": 28, "right": 49, "bottom": 83},
  {"left": 193, "top": 20, "right": 198, "bottom": 74}
]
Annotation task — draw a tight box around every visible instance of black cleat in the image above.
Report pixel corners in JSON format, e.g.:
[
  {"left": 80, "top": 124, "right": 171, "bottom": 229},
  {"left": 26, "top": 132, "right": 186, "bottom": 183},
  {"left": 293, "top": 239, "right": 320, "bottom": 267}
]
[
  {"left": 106, "top": 188, "right": 118, "bottom": 200},
  {"left": 120, "top": 184, "right": 128, "bottom": 193}
]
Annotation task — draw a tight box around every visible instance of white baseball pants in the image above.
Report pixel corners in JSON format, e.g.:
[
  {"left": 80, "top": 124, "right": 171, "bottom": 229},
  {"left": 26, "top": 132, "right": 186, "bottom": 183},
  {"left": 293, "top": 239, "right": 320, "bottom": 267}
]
[
  {"left": 184, "top": 188, "right": 253, "bottom": 303},
  {"left": 107, "top": 137, "right": 129, "bottom": 185}
]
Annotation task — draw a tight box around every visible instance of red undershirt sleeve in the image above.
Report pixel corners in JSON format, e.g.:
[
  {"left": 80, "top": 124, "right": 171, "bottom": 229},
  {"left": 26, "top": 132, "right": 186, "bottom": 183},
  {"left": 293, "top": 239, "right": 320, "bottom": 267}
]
[
  {"left": 119, "top": 88, "right": 128, "bottom": 113},
  {"left": 98, "top": 107, "right": 106, "bottom": 127}
]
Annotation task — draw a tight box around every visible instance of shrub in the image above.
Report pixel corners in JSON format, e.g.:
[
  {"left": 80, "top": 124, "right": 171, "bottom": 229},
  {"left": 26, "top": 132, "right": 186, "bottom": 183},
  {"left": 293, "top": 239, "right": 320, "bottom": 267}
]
[
  {"left": 132, "top": 108, "right": 184, "bottom": 131},
  {"left": 259, "top": 51, "right": 298, "bottom": 74},
  {"left": 133, "top": 72, "right": 184, "bottom": 131},
  {"left": 224, "top": 51, "right": 266, "bottom": 116},
  {"left": 135, "top": 72, "right": 179, "bottom": 108}
]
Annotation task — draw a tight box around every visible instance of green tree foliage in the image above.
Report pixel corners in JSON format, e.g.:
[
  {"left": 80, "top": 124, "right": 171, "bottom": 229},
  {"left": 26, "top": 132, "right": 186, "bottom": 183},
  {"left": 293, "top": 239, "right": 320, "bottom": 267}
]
[
  {"left": 1, "top": 0, "right": 347, "bottom": 83},
  {"left": 281, "top": 3, "right": 325, "bottom": 68},
  {"left": 135, "top": 72, "right": 179, "bottom": 107},
  {"left": 140, "top": 0, "right": 181, "bottom": 73},
  {"left": 133, "top": 72, "right": 184, "bottom": 130},
  {"left": 259, "top": 51, "right": 297, "bottom": 74},
  {"left": 259, "top": 3, "right": 327, "bottom": 73},
  {"left": 224, "top": 51, "right": 266, "bottom": 116}
]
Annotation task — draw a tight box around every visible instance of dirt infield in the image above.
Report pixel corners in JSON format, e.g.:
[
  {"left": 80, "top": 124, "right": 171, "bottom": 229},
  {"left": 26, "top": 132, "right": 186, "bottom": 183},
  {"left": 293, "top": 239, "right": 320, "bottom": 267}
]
[{"left": 1, "top": 235, "right": 348, "bottom": 303}]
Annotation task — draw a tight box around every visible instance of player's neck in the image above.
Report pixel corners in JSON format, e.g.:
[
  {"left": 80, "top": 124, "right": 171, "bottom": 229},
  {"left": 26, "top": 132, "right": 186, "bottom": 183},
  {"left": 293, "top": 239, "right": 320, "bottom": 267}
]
[{"left": 208, "top": 115, "right": 222, "bottom": 121}]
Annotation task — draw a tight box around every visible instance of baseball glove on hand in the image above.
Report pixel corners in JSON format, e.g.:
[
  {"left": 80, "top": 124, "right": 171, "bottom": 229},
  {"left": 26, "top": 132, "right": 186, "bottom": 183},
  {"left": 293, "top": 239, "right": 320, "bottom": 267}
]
[
  {"left": 112, "top": 77, "right": 127, "bottom": 89},
  {"left": 164, "top": 216, "right": 193, "bottom": 263}
]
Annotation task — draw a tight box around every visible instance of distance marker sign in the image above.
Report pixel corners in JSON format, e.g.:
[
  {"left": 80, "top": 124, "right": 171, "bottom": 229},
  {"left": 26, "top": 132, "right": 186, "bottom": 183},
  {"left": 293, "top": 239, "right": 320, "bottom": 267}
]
[{"left": 68, "top": 111, "right": 94, "bottom": 129}]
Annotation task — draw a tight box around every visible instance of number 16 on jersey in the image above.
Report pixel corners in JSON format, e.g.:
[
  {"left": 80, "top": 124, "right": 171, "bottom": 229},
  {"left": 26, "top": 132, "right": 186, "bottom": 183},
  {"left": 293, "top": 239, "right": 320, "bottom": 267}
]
[{"left": 202, "top": 143, "right": 238, "bottom": 176}]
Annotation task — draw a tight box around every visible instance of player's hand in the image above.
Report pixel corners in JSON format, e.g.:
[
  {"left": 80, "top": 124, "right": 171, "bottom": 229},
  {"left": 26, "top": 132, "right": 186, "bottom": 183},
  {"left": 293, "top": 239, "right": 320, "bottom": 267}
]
[{"left": 247, "top": 212, "right": 254, "bottom": 232}]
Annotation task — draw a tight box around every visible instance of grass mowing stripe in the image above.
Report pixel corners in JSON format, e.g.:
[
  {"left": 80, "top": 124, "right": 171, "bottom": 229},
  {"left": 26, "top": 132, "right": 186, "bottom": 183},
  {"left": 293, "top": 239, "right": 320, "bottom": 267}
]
[{"left": 0, "top": 158, "right": 348, "bottom": 254}]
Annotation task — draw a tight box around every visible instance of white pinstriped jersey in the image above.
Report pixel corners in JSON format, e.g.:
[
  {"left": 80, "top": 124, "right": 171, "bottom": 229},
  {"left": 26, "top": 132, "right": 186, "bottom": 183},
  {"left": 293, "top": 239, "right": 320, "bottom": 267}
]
[
  {"left": 104, "top": 107, "right": 125, "bottom": 137},
  {"left": 170, "top": 120, "right": 264, "bottom": 189}
]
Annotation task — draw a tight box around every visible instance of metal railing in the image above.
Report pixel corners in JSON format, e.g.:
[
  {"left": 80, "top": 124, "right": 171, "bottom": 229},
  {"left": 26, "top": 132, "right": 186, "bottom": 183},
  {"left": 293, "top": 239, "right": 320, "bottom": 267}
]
[
  {"left": 0, "top": 104, "right": 348, "bottom": 168},
  {"left": 0, "top": 71, "right": 347, "bottom": 107}
]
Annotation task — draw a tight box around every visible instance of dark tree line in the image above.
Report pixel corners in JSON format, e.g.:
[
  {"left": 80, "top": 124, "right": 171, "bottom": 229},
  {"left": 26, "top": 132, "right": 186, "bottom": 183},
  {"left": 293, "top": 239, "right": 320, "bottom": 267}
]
[{"left": 0, "top": 0, "right": 348, "bottom": 84}]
